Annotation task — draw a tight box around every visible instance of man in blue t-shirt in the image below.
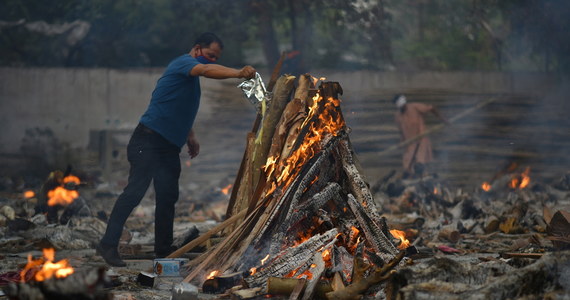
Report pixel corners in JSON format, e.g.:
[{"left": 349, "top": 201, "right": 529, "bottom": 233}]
[{"left": 97, "top": 32, "right": 256, "bottom": 267}]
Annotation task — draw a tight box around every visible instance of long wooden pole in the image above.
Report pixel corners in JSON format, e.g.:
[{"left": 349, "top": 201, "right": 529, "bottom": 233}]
[
  {"left": 377, "top": 96, "right": 501, "bottom": 157},
  {"left": 225, "top": 52, "right": 287, "bottom": 219},
  {"left": 166, "top": 209, "right": 247, "bottom": 258}
]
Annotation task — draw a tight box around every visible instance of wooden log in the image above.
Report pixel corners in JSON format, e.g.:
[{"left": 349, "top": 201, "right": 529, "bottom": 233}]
[
  {"left": 338, "top": 139, "right": 382, "bottom": 217},
  {"left": 289, "top": 278, "right": 307, "bottom": 300},
  {"left": 256, "top": 132, "right": 346, "bottom": 253},
  {"left": 438, "top": 226, "right": 461, "bottom": 243},
  {"left": 351, "top": 242, "right": 370, "bottom": 283},
  {"left": 185, "top": 193, "right": 281, "bottom": 283},
  {"left": 267, "top": 97, "right": 307, "bottom": 166},
  {"left": 331, "top": 272, "right": 346, "bottom": 292},
  {"left": 225, "top": 133, "right": 256, "bottom": 233},
  {"left": 347, "top": 194, "right": 398, "bottom": 261},
  {"left": 267, "top": 74, "right": 311, "bottom": 162},
  {"left": 244, "top": 229, "right": 338, "bottom": 289},
  {"left": 251, "top": 75, "right": 296, "bottom": 190},
  {"left": 226, "top": 52, "right": 286, "bottom": 219},
  {"left": 301, "top": 251, "right": 326, "bottom": 300},
  {"left": 282, "top": 183, "right": 342, "bottom": 236},
  {"left": 266, "top": 277, "right": 332, "bottom": 298},
  {"left": 202, "top": 271, "right": 245, "bottom": 294},
  {"left": 325, "top": 250, "right": 406, "bottom": 300}
]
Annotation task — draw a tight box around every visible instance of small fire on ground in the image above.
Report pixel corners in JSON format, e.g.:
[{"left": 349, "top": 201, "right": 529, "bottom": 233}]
[
  {"left": 20, "top": 248, "right": 74, "bottom": 282},
  {"left": 47, "top": 175, "right": 81, "bottom": 206},
  {"left": 481, "top": 167, "right": 531, "bottom": 192},
  {"left": 221, "top": 184, "right": 233, "bottom": 196},
  {"left": 390, "top": 229, "right": 411, "bottom": 249}
]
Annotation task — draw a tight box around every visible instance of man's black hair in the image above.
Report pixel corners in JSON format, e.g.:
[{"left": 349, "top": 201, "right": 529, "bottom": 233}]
[
  {"left": 194, "top": 32, "right": 224, "bottom": 50},
  {"left": 392, "top": 94, "right": 404, "bottom": 103}
]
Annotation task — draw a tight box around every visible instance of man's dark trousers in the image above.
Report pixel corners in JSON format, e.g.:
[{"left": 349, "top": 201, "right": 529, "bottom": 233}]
[{"left": 100, "top": 123, "right": 181, "bottom": 255}]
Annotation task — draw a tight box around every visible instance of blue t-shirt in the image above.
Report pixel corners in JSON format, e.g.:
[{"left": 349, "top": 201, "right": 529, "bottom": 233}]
[{"left": 140, "top": 54, "right": 201, "bottom": 148}]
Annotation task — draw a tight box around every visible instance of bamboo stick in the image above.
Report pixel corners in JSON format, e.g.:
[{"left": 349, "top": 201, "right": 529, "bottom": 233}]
[
  {"left": 226, "top": 52, "right": 286, "bottom": 219},
  {"left": 377, "top": 96, "right": 501, "bottom": 157},
  {"left": 166, "top": 209, "right": 247, "bottom": 259}
]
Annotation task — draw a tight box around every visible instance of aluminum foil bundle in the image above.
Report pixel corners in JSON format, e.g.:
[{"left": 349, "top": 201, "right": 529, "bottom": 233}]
[{"left": 238, "top": 72, "right": 269, "bottom": 111}]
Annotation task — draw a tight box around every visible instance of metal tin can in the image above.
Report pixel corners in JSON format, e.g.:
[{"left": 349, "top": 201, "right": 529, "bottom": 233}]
[{"left": 153, "top": 258, "right": 189, "bottom": 277}]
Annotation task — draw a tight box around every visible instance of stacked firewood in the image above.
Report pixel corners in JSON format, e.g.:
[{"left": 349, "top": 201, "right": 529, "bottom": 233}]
[{"left": 172, "top": 74, "right": 405, "bottom": 299}]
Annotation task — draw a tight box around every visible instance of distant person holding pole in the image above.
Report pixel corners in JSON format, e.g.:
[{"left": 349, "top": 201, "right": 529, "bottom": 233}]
[
  {"left": 96, "top": 32, "right": 256, "bottom": 267},
  {"left": 393, "top": 94, "right": 448, "bottom": 177}
]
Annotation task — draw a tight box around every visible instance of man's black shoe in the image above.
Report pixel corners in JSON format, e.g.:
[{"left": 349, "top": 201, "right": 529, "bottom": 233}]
[
  {"left": 96, "top": 242, "right": 126, "bottom": 267},
  {"left": 155, "top": 245, "right": 178, "bottom": 258}
]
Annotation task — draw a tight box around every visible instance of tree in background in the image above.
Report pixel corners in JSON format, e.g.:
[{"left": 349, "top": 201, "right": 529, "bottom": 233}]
[{"left": 1, "top": 0, "right": 569, "bottom": 72}]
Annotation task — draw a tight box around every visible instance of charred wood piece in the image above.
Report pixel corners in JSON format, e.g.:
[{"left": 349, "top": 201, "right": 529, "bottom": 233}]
[
  {"left": 325, "top": 250, "right": 406, "bottom": 300},
  {"left": 245, "top": 229, "right": 338, "bottom": 289},
  {"left": 347, "top": 194, "right": 398, "bottom": 260}
]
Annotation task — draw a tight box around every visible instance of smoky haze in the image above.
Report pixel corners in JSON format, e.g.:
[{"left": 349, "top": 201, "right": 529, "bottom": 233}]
[{"left": 0, "top": 0, "right": 569, "bottom": 191}]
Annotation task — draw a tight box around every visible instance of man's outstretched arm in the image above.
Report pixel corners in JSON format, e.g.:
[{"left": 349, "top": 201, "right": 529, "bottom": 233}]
[{"left": 190, "top": 64, "right": 256, "bottom": 79}]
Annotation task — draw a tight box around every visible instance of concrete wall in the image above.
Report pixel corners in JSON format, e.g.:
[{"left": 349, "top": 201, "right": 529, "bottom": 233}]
[{"left": 0, "top": 67, "right": 561, "bottom": 154}]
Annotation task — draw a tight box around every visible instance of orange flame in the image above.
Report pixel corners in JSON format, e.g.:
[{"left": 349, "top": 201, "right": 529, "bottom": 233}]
[
  {"left": 47, "top": 175, "right": 80, "bottom": 206},
  {"left": 509, "top": 167, "right": 531, "bottom": 189},
  {"left": 221, "top": 184, "right": 232, "bottom": 195},
  {"left": 249, "top": 267, "right": 257, "bottom": 276},
  {"left": 390, "top": 229, "right": 410, "bottom": 249},
  {"left": 348, "top": 226, "right": 360, "bottom": 251},
  {"left": 321, "top": 249, "right": 331, "bottom": 261},
  {"left": 23, "top": 190, "right": 35, "bottom": 198},
  {"left": 20, "top": 248, "right": 74, "bottom": 282},
  {"left": 63, "top": 175, "right": 80, "bottom": 185},
  {"left": 47, "top": 187, "right": 78, "bottom": 206},
  {"left": 296, "top": 264, "right": 316, "bottom": 280},
  {"left": 206, "top": 270, "right": 220, "bottom": 280},
  {"left": 519, "top": 167, "right": 531, "bottom": 188},
  {"left": 481, "top": 182, "right": 491, "bottom": 192},
  {"left": 263, "top": 92, "right": 345, "bottom": 195}
]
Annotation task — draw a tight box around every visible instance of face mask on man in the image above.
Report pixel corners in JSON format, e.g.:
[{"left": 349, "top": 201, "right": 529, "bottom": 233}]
[{"left": 196, "top": 48, "right": 215, "bottom": 64}]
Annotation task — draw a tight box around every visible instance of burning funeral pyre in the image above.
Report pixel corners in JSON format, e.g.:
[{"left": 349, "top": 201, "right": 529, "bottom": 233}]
[{"left": 174, "top": 74, "right": 412, "bottom": 299}]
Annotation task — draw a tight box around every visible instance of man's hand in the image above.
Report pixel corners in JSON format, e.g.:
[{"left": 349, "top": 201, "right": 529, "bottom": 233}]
[
  {"left": 186, "top": 131, "right": 200, "bottom": 159},
  {"left": 239, "top": 65, "right": 256, "bottom": 79}
]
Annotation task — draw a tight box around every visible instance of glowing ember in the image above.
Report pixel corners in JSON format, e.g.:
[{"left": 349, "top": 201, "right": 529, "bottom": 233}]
[
  {"left": 296, "top": 264, "right": 316, "bottom": 280},
  {"left": 390, "top": 229, "right": 410, "bottom": 249},
  {"left": 47, "top": 175, "right": 80, "bottom": 206},
  {"left": 23, "top": 190, "right": 35, "bottom": 198},
  {"left": 206, "top": 270, "right": 220, "bottom": 280},
  {"left": 221, "top": 184, "right": 233, "bottom": 195},
  {"left": 260, "top": 254, "right": 270, "bottom": 265},
  {"left": 63, "top": 175, "right": 80, "bottom": 185},
  {"left": 481, "top": 182, "right": 491, "bottom": 192},
  {"left": 321, "top": 249, "right": 331, "bottom": 261},
  {"left": 249, "top": 267, "right": 257, "bottom": 276},
  {"left": 20, "top": 248, "right": 74, "bottom": 282}
]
